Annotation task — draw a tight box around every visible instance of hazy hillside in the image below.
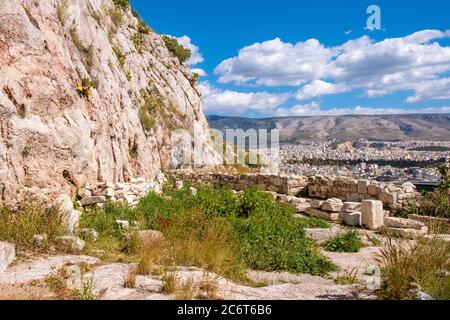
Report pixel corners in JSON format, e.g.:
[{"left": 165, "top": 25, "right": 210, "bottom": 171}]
[{"left": 208, "top": 114, "right": 450, "bottom": 142}]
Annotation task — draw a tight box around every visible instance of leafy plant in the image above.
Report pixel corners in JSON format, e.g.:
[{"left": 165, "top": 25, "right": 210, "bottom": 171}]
[
  {"left": 76, "top": 77, "right": 94, "bottom": 102},
  {"left": 162, "top": 35, "right": 191, "bottom": 63},
  {"left": 190, "top": 73, "right": 200, "bottom": 85},
  {"left": 325, "top": 230, "right": 362, "bottom": 253},
  {"left": 113, "top": 0, "right": 130, "bottom": 10},
  {"left": 132, "top": 33, "right": 145, "bottom": 54}
]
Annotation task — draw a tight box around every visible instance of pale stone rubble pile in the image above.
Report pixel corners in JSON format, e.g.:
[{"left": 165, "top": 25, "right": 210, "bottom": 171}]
[
  {"left": 300, "top": 197, "right": 443, "bottom": 240},
  {"left": 77, "top": 173, "right": 165, "bottom": 209}
]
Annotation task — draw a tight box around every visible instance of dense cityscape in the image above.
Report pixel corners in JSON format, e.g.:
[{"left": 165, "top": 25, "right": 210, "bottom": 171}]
[{"left": 261, "top": 139, "right": 450, "bottom": 183}]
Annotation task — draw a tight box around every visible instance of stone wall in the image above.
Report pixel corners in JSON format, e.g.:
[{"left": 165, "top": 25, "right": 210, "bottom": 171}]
[
  {"left": 307, "top": 176, "right": 418, "bottom": 209},
  {"left": 168, "top": 171, "right": 418, "bottom": 210},
  {"left": 168, "top": 171, "right": 308, "bottom": 196}
]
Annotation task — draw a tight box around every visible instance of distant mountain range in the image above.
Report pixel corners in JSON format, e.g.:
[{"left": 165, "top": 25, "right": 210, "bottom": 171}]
[{"left": 207, "top": 114, "right": 450, "bottom": 143}]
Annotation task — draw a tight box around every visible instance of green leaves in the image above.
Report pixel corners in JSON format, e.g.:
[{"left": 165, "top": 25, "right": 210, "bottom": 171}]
[
  {"left": 325, "top": 230, "right": 362, "bottom": 253},
  {"left": 162, "top": 35, "right": 191, "bottom": 63}
]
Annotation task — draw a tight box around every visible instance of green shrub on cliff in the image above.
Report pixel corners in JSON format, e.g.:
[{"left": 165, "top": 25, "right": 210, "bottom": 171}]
[{"left": 162, "top": 35, "right": 191, "bottom": 63}]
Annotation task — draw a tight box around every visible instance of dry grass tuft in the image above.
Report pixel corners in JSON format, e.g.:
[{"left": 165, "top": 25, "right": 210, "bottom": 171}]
[
  {"left": 161, "top": 273, "right": 178, "bottom": 295},
  {"left": 335, "top": 268, "right": 359, "bottom": 285},
  {"left": 0, "top": 200, "right": 65, "bottom": 252},
  {"left": 136, "top": 236, "right": 165, "bottom": 275},
  {"left": 199, "top": 274, "right": 221, "bottom": 300},
  {"left": 377, "top": 236, "right": 449, "bottom": 300},
  {"left": 123, "top": 268, "right": 137, "bottom": 289},
  {"left": 175, "top": 277, "right": 197, "bottom": 300}
]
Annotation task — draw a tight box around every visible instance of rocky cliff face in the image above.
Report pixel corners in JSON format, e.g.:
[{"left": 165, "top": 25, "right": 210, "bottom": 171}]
[{"left": 0, "top": 0, "right": 220, "bottom": 207}]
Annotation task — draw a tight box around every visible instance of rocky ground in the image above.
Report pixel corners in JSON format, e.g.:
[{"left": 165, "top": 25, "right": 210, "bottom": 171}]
[
  {"left": 0, "top": 233, "right": 382, "bottom": 300},
  {"left": 0, "top": 210, "right": 377, "bottom": 300}
]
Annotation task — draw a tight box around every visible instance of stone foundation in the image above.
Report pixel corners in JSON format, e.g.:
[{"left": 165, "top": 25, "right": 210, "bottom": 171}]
[
  {"left": 168, "top": 170, "right": 308, "bottom": 196},
  {"left": 307, "top": 176, "right": 418, "bottom": 209},
  {"left": 168, "top": 171, "right": 418, "bottom": 210}
]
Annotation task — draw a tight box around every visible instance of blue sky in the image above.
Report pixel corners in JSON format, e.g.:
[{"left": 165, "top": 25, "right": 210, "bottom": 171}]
[{"left": 131, "top": 0, "right": 450, "bottom": 118}]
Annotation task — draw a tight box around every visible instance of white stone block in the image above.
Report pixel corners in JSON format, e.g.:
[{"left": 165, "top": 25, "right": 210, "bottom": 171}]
[{"left": 361, "top": 200, "right": 385, "bottom": 230}]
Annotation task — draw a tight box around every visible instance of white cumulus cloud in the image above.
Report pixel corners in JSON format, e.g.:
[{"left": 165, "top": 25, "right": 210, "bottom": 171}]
[
  {"left": 199, "top": 82, "right": 290, "bottom": 116},
  {"left": 275, "top": 104, "right": 450, "bottom": 117},
  {"left": 214, "top": 30, "right": 450, "bottom": 103}
]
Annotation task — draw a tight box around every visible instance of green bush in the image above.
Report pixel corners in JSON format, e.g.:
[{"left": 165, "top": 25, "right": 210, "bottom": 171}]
[
  {"left": 325, "top": 230, "right": 362, "bottom": 253},
  {"left": 113, "top": 0, "right": 130, "bottom": 9},
  {"left": 132, "top": 33, "right": 145, "bottom": 54},
  {"left": 236, "top": 212, "right": 335, "bottom": 275},
  {"left": 76, "top": 77, "right": 94, "bottom": 101},
  {"left": 190, "top": 73, "right": 200, "bottom": 85},
  {"left": 132, "top": 10, "right": 152, "bottom": 34},
  {"left": 80, "top": 201, "right": 138, "bottom": 239},
  {"left": 135, "top": 187, "right": 335, "bottom": 276},
  {"left": 162, "top": 35, "right": 191, "bottom": 63}
]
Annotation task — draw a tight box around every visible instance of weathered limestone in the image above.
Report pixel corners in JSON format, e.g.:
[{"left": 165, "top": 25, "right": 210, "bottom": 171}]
[
  {"left": 305, "top": 208, "right": 339, "bottom": 221},
  {"left": 310, "top": 200, "right": 325, "bottom": 209},
  {"left": 55, "top": 195, "right": 80, "bottom": 233},
  {"left": 0, "top": 1, "right": 220, "bottom": 208},
  {"left": 0, "top": 242, "right": 15, "bottom": 273},
  {"left": 80, "top": 196, "right": 106, "bottom": 207},
  {"left": 66, "top": 265, "right": 83, "bottom": 290},
  {"left": 307, "top": 176, "right": 418, "bottom": 209},
  {"left": 304, "top": 226, "right": 344, "bottom": 244},
  {"left": 168, "top": 171, "right": 308, "bottom": 196},
  {"left": 340, "top": 211, "right": 362, "bottom": 227},
  {"left": 138, "top": 230, "right": 165, "bottom": 245},
  {"left": 64, "top": 210, "right": 82, "bottom": 234},
  {"left": 358, "top": 180, "right": 369, "bottom": 194},
  {"left": 55, "top": 236, "right": 85, "bottom": 252},
  {"left": 361, "top": 200, "right": 385, "bottom": 230},
  {"left": 380, "top": 226, "right": 428, "bottom": 240},
  {"left": 78, "top": 177, "right": 165, "bottom": 208},
  {"left": 175, "top": 181, "right": 184, "bottom": 190},
  {"left": 342, "top": 202, "right": 361, "bottom": 213},
  {"left": 384, "top": 217, "right": 426, "bottom": 230},
  {"left": 408, "top": 214, "right": 450, "bottom": 227},
  {"left": 321, "top": 198, "right": 343, "bottom": 212},
  {"left": 189, "top": 187, "right": 198, "bottom": 196}
]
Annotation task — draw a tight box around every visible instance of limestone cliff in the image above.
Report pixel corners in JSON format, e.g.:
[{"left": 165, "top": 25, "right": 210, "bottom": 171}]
[{"left": 0, "top": 0, "right": 220, "bottom": 206}]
